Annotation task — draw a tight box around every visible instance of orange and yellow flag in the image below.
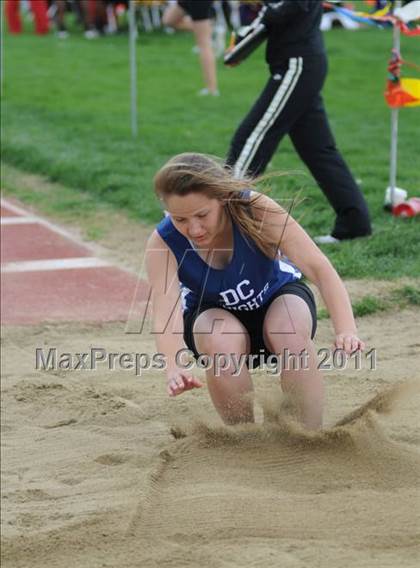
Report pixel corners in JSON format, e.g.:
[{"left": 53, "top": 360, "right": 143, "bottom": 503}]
[{"left": 385, "top": 78, "right": 420, "bottom": 108}]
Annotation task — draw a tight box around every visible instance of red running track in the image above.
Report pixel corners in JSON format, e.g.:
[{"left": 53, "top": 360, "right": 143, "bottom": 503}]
[{"left": 1, "top": 198, "right": 150, "bottom": 326}]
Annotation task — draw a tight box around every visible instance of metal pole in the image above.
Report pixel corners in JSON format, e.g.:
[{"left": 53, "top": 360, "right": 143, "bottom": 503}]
[
  {"left": 389, "top": 0, "right": 402, "bottom": 205},
  {"left": 129, "top": 0, "right": 138, "bottom": 138}
]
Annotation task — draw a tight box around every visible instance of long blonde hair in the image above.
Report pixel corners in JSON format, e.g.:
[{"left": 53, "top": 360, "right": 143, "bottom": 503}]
[{"left": 154, "top": 153, "right": 289, "bottom": 258}]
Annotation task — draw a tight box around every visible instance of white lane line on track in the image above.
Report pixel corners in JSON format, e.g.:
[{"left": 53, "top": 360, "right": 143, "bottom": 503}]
[
  {"left": 1, "top": 216, "right": 40, "bottom": 225},
  {"left": 0, "top": 198, "right": 97, "bottom": 250},
  {"left": 2, "top": 257, "right": 111, "bottom": 273}
]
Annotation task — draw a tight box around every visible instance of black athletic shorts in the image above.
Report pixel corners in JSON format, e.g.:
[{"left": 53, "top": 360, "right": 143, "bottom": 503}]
[
  {"left": 183, "top": 280, "right": 317, "bottom": 367},
  {"left": 178, "top": 0, "right": 214, "bottom": 21}
]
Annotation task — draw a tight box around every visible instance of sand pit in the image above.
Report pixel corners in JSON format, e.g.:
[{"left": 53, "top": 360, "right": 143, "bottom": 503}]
[
  {"left": 1, "top": 197, "right": 419, "bottom": 567},
  {"left": 2, "top": 307, "right": 420, "bottom": 568},
  {"left": 133, "top": 400, "right": 420, "bottom": 568}
]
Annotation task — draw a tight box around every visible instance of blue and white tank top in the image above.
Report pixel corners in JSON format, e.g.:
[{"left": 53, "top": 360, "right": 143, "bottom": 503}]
[{"left": 156, "top": 211, "right": 301, "bottom": 314}]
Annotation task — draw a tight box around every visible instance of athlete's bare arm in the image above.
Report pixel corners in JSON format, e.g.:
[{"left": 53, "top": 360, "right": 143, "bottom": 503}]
[
  {"left": 251, "top": 194, "right": 364, "bottom": 354},
  {"left": 145, "top": 230, "right": 202, "bottom": 396}
]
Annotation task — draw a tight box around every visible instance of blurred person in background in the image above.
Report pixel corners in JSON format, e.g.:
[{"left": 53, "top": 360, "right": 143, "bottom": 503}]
[
  {"left": 5, "top": 0, "right": 49, "bottom": 34},
  {"left": 101, "top": 0, "right": 129, "bottom": 34},
  {"left": 163, "top": 0, "right": 219, "bottom": 96},
  {"left": 81, "top": 0, "right": 107, "bottom": 37},
  {"left": 226, "top": 0, "right": 372, "bottom": 244},
  {"left": 80, "top": 0, "right": 129, "bottom": 36},
  {"left": 47, "top": 0, "right": 70, "bottom": 38}
]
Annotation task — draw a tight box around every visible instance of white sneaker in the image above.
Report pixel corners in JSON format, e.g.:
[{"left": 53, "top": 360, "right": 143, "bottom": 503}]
[
  {"left": 85, "top": 29, "right": 99, "bottom": 39},
  {"left": 198, "top": 88, "right": 220, "bottom": 97},
  {"left": 313, "top": 234, "right": 341, "bottom": 245}
]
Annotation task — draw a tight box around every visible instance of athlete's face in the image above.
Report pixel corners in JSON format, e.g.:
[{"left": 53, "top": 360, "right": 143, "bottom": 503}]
[{"left": 164, "top": 192, "right": 227, "bottom": 246}]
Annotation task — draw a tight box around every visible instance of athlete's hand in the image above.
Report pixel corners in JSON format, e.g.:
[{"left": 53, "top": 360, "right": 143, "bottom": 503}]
[
  {"left": 167, "top": 371, "right": 203, "bottom": 397},
  {"left": 334, "top": 332, "right": 365, "bottom": 355}
]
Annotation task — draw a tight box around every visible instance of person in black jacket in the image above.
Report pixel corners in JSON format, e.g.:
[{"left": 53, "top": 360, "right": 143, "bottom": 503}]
[{"left": 226, "top": 0, "right": 372, "bottom": 243}]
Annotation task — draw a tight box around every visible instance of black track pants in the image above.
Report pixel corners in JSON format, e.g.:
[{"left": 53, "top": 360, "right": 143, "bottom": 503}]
[{"left": 226, "top": 54, "right": 371, "bottom": 239}]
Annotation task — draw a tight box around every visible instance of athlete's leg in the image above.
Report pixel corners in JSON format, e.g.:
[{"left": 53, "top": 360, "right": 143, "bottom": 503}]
[
  {"left": 191, "top": 19, "right": 218, "bottom": 94},
  {"left": 289, "top": 94, "right": 371, "bottom": 239},
  {"left": 55, "top": 0, "right": 68, "bottom": 34},
  {"left": 193, "top": 308, "right": 253, "bottom": 424},
  {"left": 263, "top": 294, "right": 324, "bottom": 430},
  {"left": 162, "top": 3, "right": 192, "bottom": 31},
  {"left": 29, "top": 0, "right": 49, "bottom": 34},
  {"left": 226, "top": 56, "right": 322, "bottom": 179},
  {"left": 5, "top": 0, "right": 22, "bottom": 34}
]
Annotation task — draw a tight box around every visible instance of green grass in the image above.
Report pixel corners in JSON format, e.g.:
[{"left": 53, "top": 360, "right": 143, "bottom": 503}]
[
  {"left": 391, "top": 285, "right": 420, "bottom": 306},
  {"left": 1, "top": 26, "right": 420, "bottom": 278},
  {"left": 317, "top": 284, "right": 420, "bottom": 320},
  {"left": 351, "top": 295, "right": 388, "bottom": 317},
  {"left": 0, "top": 162, "right": 112, "bottom": 222}
]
